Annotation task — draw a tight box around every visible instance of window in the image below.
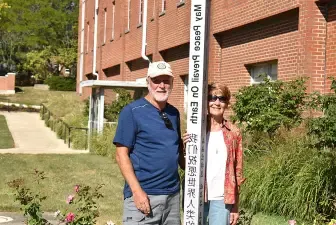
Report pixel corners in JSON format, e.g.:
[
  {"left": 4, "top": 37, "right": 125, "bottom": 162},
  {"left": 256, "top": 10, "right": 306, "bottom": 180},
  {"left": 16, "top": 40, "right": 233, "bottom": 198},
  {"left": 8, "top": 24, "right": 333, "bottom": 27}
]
[
  {"left": 127, "top": 0, "right": 131, "bottom": 31},
  {"left": 161, "top": 0, "right": 166, "bottom": 12},
  {"left": 111, "top": 1, "right": 115, "bottom": 39},
  {"left": 139, "top": 0, "right": 143, "bottom": 24},
  {"left": 249, "top": 61, "right": 278, "bottom": 84},
  {"left": 86, "top": 22, "right": 90, "bottom": 53},
  {"left": 177, "top": 0, "right": 185, "bottom": 7},
  {"left": 103, "top": 8, "right": 107, "bottom": 44}
]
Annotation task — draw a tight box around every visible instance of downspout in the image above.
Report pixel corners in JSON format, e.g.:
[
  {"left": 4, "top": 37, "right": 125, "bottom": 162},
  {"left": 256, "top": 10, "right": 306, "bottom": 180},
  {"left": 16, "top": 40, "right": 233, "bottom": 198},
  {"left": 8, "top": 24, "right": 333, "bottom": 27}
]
[
  {"left": 93, "top": 0, "right": 99, "bottom": 79},
  {"left": 141, "top": 0, "right": 150, "bottom": 62},
  {"left": 79, "top": 0, "right": 86, "bottom": 94}
]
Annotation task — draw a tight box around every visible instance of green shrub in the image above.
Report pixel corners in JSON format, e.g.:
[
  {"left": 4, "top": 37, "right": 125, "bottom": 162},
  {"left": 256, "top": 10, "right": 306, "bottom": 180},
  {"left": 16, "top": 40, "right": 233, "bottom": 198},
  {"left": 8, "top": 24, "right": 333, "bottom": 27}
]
[
  {"left": 55, "top": 121, "right": 65, "bottom": 139},
  {"left": 83, "top": 89, "right": 133, "bottom": 122},
  {"left": 308, "top": 79, "right": 336, "bottom": 150},
  {"left": 89, "top": 125, "right": 117, "bottom": 160},
  {"left": 45, "top": 76, "right": 76, "bottom": 91},
  {"left": 83, "top": 99, "right": 90, "bottom": 117},
  {"left": 237, "top": 208, "right": 254, "bottom": 225},
  {"left": 70, "top": 128, "right": 88, "bottom": 149},
  {"left": 232, "top": 78, "right": 307, "bottom": 137},
  {"left": 240, "top": 131, "right": 336, "bottom": 222},
  {"left": 104, "top": 89, "right": 132, "bottom": 122}
]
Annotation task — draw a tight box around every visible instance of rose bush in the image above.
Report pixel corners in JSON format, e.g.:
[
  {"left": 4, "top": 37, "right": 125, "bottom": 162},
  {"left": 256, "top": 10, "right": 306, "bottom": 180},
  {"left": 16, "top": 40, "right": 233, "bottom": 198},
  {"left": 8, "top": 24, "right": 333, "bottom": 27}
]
[{"left": 8, "top": 170, "right": 104, "bottom": 225}]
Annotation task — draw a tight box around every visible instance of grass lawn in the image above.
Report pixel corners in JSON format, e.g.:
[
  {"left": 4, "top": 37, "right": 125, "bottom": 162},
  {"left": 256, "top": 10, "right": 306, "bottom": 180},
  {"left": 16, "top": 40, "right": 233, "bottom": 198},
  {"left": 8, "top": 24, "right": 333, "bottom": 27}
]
[
  {"left": 0, "top": 154, "right": 124, "bottom": 225},
  {"left": 0, "top": 86, "right": 79, "bottom": 106},
  {"left": 0, "top": 154, "right": 291, "bottom": 225},
  {"left": 252, "top": 212, "right": 289, "bottom": 225},
  {"left": 0, "top": 115, "right": 14, "bottom": 149}
]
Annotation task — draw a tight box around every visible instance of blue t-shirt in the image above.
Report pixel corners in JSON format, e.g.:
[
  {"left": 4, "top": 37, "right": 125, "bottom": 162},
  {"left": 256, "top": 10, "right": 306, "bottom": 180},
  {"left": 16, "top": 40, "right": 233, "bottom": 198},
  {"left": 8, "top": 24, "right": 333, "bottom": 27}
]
[{"left": 113, "top": 97, "right": 181, "bottom": 199}]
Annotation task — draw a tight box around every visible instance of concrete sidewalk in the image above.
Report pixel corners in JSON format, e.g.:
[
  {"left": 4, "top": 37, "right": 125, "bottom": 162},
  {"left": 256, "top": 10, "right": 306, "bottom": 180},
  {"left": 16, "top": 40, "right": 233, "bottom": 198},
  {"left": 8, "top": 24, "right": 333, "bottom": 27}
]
[
  {"left": 0, "top": 112, "right": 89, "bottom": 154},
  {"left": 0, "top": 212, "right": 60, "bottom": 225}
]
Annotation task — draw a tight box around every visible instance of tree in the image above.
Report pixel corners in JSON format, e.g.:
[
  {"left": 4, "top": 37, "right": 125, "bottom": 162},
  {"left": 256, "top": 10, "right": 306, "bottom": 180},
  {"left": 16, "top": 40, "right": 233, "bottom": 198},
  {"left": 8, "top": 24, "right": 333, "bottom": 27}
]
[
  {"left": 0, "top": 0, "right": 78, "bottom": 80},
  {"left": 23, "top": 47, "right": 56, "bottom": 81},
  {"left": 0, "top": 0, "right": 10, "bottom": 19}
]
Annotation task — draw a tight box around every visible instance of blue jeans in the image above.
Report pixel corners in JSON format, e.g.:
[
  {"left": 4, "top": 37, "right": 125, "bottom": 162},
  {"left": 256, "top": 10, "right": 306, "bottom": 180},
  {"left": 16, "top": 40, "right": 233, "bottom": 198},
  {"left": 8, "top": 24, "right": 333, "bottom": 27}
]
[{"left": 204, "top": 200, "right": 233, "bottom": 225}]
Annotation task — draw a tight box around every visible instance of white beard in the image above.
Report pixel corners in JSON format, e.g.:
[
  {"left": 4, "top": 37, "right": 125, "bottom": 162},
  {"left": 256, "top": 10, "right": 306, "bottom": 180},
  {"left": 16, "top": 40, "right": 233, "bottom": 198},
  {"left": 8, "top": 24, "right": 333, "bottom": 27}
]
[{"left": 148, "top": 85, "right": 172, "bottom": 102}]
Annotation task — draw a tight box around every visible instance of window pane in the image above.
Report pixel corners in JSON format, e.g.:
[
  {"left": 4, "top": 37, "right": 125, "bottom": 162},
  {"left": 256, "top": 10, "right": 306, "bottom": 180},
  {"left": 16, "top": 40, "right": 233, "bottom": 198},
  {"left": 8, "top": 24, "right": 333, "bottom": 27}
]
[
  {"left": 270, "top": 63, "right": 278, "bottom": 80},
  {"left": 249, "top": 62, "right": 278, "bottom": 83},
  {"left": 252, "top": 65, "right": 267, "bottom": 83}
]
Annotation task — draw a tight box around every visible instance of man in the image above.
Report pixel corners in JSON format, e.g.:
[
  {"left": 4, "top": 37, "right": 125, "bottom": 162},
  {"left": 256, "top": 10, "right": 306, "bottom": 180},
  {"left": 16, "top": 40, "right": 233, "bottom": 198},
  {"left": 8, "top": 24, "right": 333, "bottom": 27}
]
[{"left": 113, "top": 61, "right": 185, "bottom": 225}]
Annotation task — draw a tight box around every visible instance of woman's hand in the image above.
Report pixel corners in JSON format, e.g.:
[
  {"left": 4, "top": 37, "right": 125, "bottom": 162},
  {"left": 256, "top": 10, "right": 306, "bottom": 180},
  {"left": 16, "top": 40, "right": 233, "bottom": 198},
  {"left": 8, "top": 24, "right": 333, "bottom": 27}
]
[
  {"left": 230, "top": 212, "right": 239, "bottom": 225},
  {"left": 182, "top": 132, "right": 190, "bottom": 146}
]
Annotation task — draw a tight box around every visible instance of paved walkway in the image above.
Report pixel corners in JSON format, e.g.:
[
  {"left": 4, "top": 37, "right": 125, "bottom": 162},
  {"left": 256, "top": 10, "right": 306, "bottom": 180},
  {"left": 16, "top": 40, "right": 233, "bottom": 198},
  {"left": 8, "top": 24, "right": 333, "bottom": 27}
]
[
  {"left": 0, "top": 112, "right": 89, "bottom": 154},
  {"left": 0, "top": 212, "right": 67, "bottom": 225},
  {"left": 0, "top": 112, "right": 89, "bottom": 224},
  {"left": 0, "top": 212, "right": 60, "bottom": 225}
]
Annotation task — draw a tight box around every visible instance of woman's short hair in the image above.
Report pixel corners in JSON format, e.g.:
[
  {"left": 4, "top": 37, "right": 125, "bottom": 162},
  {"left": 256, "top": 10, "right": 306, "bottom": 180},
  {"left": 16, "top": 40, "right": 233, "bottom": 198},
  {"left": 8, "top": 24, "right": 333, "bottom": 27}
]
[{"left": 208, "top": 83, "right": 231, "bottom": 105}]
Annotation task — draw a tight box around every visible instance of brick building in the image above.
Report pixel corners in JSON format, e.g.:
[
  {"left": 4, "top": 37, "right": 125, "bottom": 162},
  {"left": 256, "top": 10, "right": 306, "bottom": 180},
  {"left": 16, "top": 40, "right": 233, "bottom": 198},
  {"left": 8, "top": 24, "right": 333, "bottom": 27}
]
[
  {"left": 0, "top": 73, "right": 15, "bottom": 95},
  {"left": 77, "top": 0, "right": 336, "bottom": 115}
]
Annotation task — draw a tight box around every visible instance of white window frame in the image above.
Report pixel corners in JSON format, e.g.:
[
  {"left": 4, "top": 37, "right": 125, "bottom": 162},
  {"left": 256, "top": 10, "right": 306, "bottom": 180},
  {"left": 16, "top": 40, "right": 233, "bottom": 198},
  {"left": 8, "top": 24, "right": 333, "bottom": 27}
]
[
  {"left": 152, "top": 0, "right": 156, "bottom": 18},
  {"left": 103, "top": 8, "right": 107, "bottom": 44},
  {"left": 111, "top": 1, "right": 115, "bottom": 39},
  {"left": 127, "top": 0, "right": 131, "bottom": 31},
  {"left": 249, "top": 62, "right": 278, "bottom": 84},
  {"left": 139, "top": 0, "right": 143, "bottom": 24},
  {"left": 86, "top": 22, "right": 90, "bottom": 53},
  {"left": 161, "top": 0, "right": 166, "bottom": 12}
]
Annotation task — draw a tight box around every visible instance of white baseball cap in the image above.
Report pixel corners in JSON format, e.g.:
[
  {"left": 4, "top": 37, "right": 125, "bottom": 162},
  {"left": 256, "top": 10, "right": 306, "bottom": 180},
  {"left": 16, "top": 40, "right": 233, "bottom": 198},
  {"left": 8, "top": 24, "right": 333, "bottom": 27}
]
[{"left": 147, "top": 61, "right": 173, "bottom": 78}]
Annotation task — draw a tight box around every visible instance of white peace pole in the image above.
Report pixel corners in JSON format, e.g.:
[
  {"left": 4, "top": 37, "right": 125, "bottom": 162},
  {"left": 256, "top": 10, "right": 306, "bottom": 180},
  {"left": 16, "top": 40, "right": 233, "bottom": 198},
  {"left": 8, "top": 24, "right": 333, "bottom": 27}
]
[{"left": 183, "top": 0, "right": 209, "bottom": 224}]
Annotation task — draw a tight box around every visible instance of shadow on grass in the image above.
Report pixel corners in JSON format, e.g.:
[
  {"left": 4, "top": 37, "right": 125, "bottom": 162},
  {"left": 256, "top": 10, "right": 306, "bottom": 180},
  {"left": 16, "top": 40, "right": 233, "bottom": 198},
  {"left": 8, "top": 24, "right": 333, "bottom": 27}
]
[{"left": 15, "top": 87, "right": 23, "bottom": 93}]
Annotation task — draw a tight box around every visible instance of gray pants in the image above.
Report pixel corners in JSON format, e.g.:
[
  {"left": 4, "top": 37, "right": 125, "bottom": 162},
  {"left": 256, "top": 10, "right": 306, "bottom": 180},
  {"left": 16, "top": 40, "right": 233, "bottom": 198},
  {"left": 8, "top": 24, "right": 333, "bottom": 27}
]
[{"left": 123, "top": 192, "right": 180, "bottom": 225}]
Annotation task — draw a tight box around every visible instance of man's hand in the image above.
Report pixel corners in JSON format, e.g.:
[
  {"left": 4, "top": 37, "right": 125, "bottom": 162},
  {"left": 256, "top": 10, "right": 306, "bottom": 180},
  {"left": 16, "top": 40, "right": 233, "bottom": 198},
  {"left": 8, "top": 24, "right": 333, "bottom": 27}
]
[
  {"left": 115, "top": 144, "right": 151, "bottom": 216},
  {"left": 230, "top": 212, "right": 239, "bottom": 225},
  {"left": 133, "top": 189, "right": 151, "bottom": 216}
]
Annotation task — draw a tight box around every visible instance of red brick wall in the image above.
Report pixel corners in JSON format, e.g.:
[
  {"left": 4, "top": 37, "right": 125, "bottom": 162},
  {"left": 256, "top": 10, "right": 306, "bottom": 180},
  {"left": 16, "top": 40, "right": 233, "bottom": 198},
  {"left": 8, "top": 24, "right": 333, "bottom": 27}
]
[
  {"left": 326, "top": 3, "right": 336, "bottom": 93},
  {"left": 0, "top": 73, "right": 16, "bottom": 94},
  {"left": 77, "top": 0, "right": 336, "bottom": 114},
  {"left": 212, "top": 8, "right": 300, "bottom": 95}
]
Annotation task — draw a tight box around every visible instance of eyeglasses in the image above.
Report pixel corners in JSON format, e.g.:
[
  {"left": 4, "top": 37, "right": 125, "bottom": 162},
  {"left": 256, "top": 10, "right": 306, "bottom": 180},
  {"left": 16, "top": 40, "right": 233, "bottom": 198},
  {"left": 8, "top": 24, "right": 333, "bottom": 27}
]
[
  {"left": 159, "top": 111, "right": 173, "bottom": 130},
  {"left": 150, "top": 77, "right": 171, "bottom": 85},
  {"left": 208, "top": 95, "right": 227, "bottom": 103}
]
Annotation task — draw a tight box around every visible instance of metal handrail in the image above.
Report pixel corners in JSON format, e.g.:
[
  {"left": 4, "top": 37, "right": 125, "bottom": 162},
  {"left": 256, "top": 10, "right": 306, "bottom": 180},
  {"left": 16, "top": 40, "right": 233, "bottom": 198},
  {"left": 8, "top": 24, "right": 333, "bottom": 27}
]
[{"left": 40, "top": 103, "right": 88, "bottom": 149}]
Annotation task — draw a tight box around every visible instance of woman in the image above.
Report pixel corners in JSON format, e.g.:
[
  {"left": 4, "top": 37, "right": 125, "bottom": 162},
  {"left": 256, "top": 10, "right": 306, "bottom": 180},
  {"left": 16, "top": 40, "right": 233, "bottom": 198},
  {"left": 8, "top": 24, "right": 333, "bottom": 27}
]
[{"left": 183, "top": 83, "right": 245, "bottom": 225}]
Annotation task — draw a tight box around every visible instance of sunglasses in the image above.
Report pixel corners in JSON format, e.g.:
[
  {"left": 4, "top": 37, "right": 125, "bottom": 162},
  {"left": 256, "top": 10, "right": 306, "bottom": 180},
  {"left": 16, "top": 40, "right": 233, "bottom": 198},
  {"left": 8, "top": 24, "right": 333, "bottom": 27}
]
[
  {"left": 208, "top": 95, "right": 227, "bottom": 103},
  {"left": 159, "top": 111, "right": 173, "bottom": 130}
]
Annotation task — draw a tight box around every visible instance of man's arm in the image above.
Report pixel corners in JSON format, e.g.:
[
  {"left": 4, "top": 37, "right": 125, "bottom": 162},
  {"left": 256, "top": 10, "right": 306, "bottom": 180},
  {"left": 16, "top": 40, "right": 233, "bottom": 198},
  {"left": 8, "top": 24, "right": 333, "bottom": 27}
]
[
  {"left": 178, "top": 139, "right": 185, "bottom": 170},
  {"left": 115, "top": 144, "right": 151, "bottom": 215}
]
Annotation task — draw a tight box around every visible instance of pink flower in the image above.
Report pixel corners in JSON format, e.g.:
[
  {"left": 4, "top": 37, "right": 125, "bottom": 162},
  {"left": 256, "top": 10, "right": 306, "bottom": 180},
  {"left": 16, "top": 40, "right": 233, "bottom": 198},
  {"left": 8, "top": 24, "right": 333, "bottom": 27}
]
[
  {"left": 65, "top": 212, "right": 75, "bottom": 223},
  {"left": 66, "top": 195, "right": 74, "bottom": 204},
  {"left": 74, "top": 185, "right": 80, "bottom": 193},
  {"left": 288, "top": 220, "right": 296, "bottom": 225}
]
